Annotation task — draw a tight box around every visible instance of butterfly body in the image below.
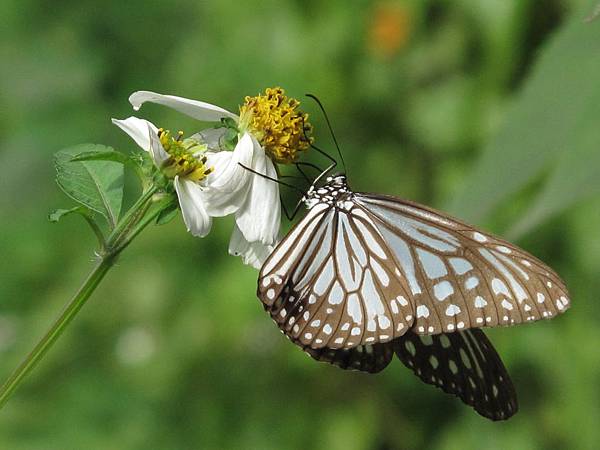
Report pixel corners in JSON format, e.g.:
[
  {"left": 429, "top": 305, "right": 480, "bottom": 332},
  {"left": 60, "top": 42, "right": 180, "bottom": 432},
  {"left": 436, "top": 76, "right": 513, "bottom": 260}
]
[
  {"left": 257, "top": 173, "right": 569, "bottom": 420},
  {"left": 302, "top": 174, "right": 353, "bottom": 209}
]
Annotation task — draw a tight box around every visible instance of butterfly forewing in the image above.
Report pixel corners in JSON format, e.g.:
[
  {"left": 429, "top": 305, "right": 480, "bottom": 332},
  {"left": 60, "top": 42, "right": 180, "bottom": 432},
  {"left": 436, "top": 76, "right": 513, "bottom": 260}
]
[
  {"left": 393, "top": 329, "right": 518, "bottom": 420},
  {"left": 354, "top": 194, "right": 570, "bottom": 335},
  {"left": 259, "top": 200, "right": 416, "bottom": 350}
]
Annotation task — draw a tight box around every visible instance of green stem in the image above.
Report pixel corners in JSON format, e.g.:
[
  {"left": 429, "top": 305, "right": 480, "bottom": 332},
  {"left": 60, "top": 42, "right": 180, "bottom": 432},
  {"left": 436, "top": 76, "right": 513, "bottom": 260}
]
[
  {"left": 114, "top": 196, "right": 175, "bottom": 254},
  {"left": 0, "top": 255, "right": 114, "bottom": 409},
  {"left": 0, "top": 185, "right": 166, "bottom": 410},
  {"left": 82, "top": 214, "right": 107, "bottom": 249},
  {"left": 106, "top": 186, "right": 157, "bottom": 250}
]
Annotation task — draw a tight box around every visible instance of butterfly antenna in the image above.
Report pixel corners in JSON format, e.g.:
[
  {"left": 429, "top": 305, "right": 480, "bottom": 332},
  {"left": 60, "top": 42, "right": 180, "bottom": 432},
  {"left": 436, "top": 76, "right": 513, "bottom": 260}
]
[
  {"left": 306, "top": 93, "right": 347, "bottom": 175},
  {"left": 295, "top": 163, "right": 312, "bottom": 185},
  {"left": 308, "top": 142, "right": 337, "bottom": 187},
  {"left": 295, "top": 161, "right": 326, "bottom": 182},
  {"left": 237, "top": 163, "right": 306, "bottom": 196}
]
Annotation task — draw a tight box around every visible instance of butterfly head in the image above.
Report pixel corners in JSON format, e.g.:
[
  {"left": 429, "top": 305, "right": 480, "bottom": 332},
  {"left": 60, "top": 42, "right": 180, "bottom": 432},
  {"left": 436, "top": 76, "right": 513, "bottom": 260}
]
[
  {"left": 325, "top": 173, "right": 347, "bottom": 187},
  {"left": 303, "top": 173, "right": 351, "bottom": 209}
]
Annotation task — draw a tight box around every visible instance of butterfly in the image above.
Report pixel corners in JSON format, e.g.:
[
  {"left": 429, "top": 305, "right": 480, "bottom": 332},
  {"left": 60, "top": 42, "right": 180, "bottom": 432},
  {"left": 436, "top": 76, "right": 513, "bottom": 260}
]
[{"left": 257, "top": 173, "right": 570, "bottom": 420}]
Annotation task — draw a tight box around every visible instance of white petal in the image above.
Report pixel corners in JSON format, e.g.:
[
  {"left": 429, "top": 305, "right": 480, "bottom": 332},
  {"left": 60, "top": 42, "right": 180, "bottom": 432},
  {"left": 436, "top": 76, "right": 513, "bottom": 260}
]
[
  {"left": 201, "top": 132, "right": 254, "bottom": 216},
  {"left": 174, "top": 177, "right": 212, "bottom": 237},
  {"left": 112, "top": 117, "right": 158, "bottom": 152},
  {"left": 235, "top": 138, "right": 280, "bottom": 245},
  {"left": 113, "top": 116, "right": 169, "bottom": 166},
  {"left": 191, "top": 128, "right": 228, "bottom": 152},
  {"left": 228, "top": 224, "right": 274, "bottom": 269},
  {"left": 147, "top": 127, "right": 170, "bottom": 167},
  {"left": 129, "top": 91, "right": 238, "bottom": 122}
]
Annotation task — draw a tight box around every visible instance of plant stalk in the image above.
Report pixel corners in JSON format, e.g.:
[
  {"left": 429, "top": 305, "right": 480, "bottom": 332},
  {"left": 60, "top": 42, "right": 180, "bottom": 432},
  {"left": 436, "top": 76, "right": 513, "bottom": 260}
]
[
  {"left": 0, "top": 186, "right": 166, "bottom": 409},
  {"left": 0, "top": 255, "right": 114, "bottom": 409}
]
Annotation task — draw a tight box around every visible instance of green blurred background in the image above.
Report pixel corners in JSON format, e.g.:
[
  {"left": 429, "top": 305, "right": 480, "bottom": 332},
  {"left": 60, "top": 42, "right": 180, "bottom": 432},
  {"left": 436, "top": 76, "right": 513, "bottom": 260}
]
[{"left": 1, "top": 1, "right": 600, "bottom": 449}]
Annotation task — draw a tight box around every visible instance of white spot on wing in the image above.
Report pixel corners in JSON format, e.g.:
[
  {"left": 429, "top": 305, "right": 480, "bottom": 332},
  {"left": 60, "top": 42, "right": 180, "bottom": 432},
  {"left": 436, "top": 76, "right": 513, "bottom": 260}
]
[
  {"left": 367, "top": 320, "right": 376, "bottom": 332},
  {"left": 416, "top": 248, "right": 447, "bottom": 279},
  {"left": 481, "top": 249, "right": 528, "bottom": 303},
  {"left": 361, "top": 269, "right": 386, "bottom": 322},
  {"left": 446, "top": 304, "right": 461, "bottom": 316},
  {"left": 492, "top": 278, "right": 511, "bottom": 297},
  {"left": 473, "top": 232, "right": 487, "bottom": 242},
  {"left": 433, "top": 281, "right": 454, "bottom": 301},
  {"left": 264, "top": 205, "right": 330, "bottom": 274},
  {"left": 416, "top": 305, "right": 430, "bottom": 318},
  {"left": 369, "top": 257, "right": 390, "bottom": 287},
  {"left": 376, "top": 227, "right": 422, "bottom": 295},
  {"left": 474, "top": 296, "right": 487, "bottom": 308},
  {"left": 501, "top": 299, "right": 513, "bottom": 310},
  {"left": 328, "top": 282, "right": 344, "bottom": 305},
  {"left": 465, "top": 276, "right": 479, "bottom": 290},
  {"left": 314, "top": 259, "right": 334, "bottom": 295},
  {"left": 347, "top": 293, "right": 363, "bottom": 324},
  {"left": 378, "top": 315, "right": 391, "bottom": 329},
  {"left": 353, "top": 217, "right": 387, "bottom": 260},
  {"left": 449, "top": 257, "right": 473, "bottom": 275}
]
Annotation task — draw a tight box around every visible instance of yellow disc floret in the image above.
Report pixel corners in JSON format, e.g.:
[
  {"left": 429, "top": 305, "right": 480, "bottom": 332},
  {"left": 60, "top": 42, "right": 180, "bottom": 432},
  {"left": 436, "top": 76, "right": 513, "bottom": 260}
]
[
  {"left": 239, "top": 87, "right": 313, "bottom": 164},
  {"left": 157, "top": 129, "right": 212, "bottom": 182}
]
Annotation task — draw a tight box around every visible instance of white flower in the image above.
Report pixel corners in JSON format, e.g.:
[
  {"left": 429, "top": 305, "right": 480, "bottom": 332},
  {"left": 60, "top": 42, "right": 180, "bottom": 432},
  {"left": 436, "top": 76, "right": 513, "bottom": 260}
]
[
  {"left": 112, "top": 116, "right": 213, "bottom": 238},
  {"left": 128, "top": 90, "right": 287, "bottom": 267},
  {"left": 228, "top": 224, "right": 274, "bottom": 269}
]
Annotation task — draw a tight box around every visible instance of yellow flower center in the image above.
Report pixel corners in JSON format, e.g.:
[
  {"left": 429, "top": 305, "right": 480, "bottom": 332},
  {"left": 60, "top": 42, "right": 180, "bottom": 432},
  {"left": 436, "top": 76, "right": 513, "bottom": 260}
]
[
  {"left": 239, "top": 87, "right": 313, "bottom": 164},
  {"left": 158, "top": 129, "right": 212, "bottom": 182}
]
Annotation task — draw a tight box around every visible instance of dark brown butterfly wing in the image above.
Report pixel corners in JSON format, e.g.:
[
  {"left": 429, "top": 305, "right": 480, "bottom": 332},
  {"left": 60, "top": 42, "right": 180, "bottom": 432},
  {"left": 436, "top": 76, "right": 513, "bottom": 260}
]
[
  {"left": 393, "top": 329, "right": 518, "bottom": 421},
  {"left": 300, "top": 339, "right": 393, "bottom": 373}
]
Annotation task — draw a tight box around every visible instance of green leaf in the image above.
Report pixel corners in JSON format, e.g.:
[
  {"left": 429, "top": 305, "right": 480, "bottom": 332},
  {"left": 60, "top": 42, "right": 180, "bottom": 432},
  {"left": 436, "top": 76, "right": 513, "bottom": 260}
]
[
  {"left": 48, "top": 205, "right": 106, "bottom": 247},
  {"left": 449, "top": 3, "right": 600, "bottom": 227},
  {"left": 55, "top": 144, "right": 124, "bottom": 229},
  {"left": 70, "top": 149, "right": 130, "bottom": 165},
  {"left": 48, "top": 206, "right": 89, "bottom": 222}
]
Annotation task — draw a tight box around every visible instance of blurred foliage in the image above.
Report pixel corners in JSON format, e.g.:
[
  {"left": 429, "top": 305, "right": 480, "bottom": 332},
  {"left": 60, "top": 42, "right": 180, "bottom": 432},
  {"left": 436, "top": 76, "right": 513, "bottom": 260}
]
[{"left": 1, "top": 1, "right": 600, "bottom": 449}]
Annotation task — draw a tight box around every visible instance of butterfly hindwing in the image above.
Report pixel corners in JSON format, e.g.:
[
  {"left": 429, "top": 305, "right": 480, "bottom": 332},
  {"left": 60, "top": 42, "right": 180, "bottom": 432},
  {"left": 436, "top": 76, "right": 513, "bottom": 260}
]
[
  {"left": 296, "top": 326, "right": 517, "bottom": 420},
  {"left": 300, "top": 339, "right": 393, "bottom": 373},
  {"left": 393, "top": 329, "right": 518, "bottom": 421}
]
